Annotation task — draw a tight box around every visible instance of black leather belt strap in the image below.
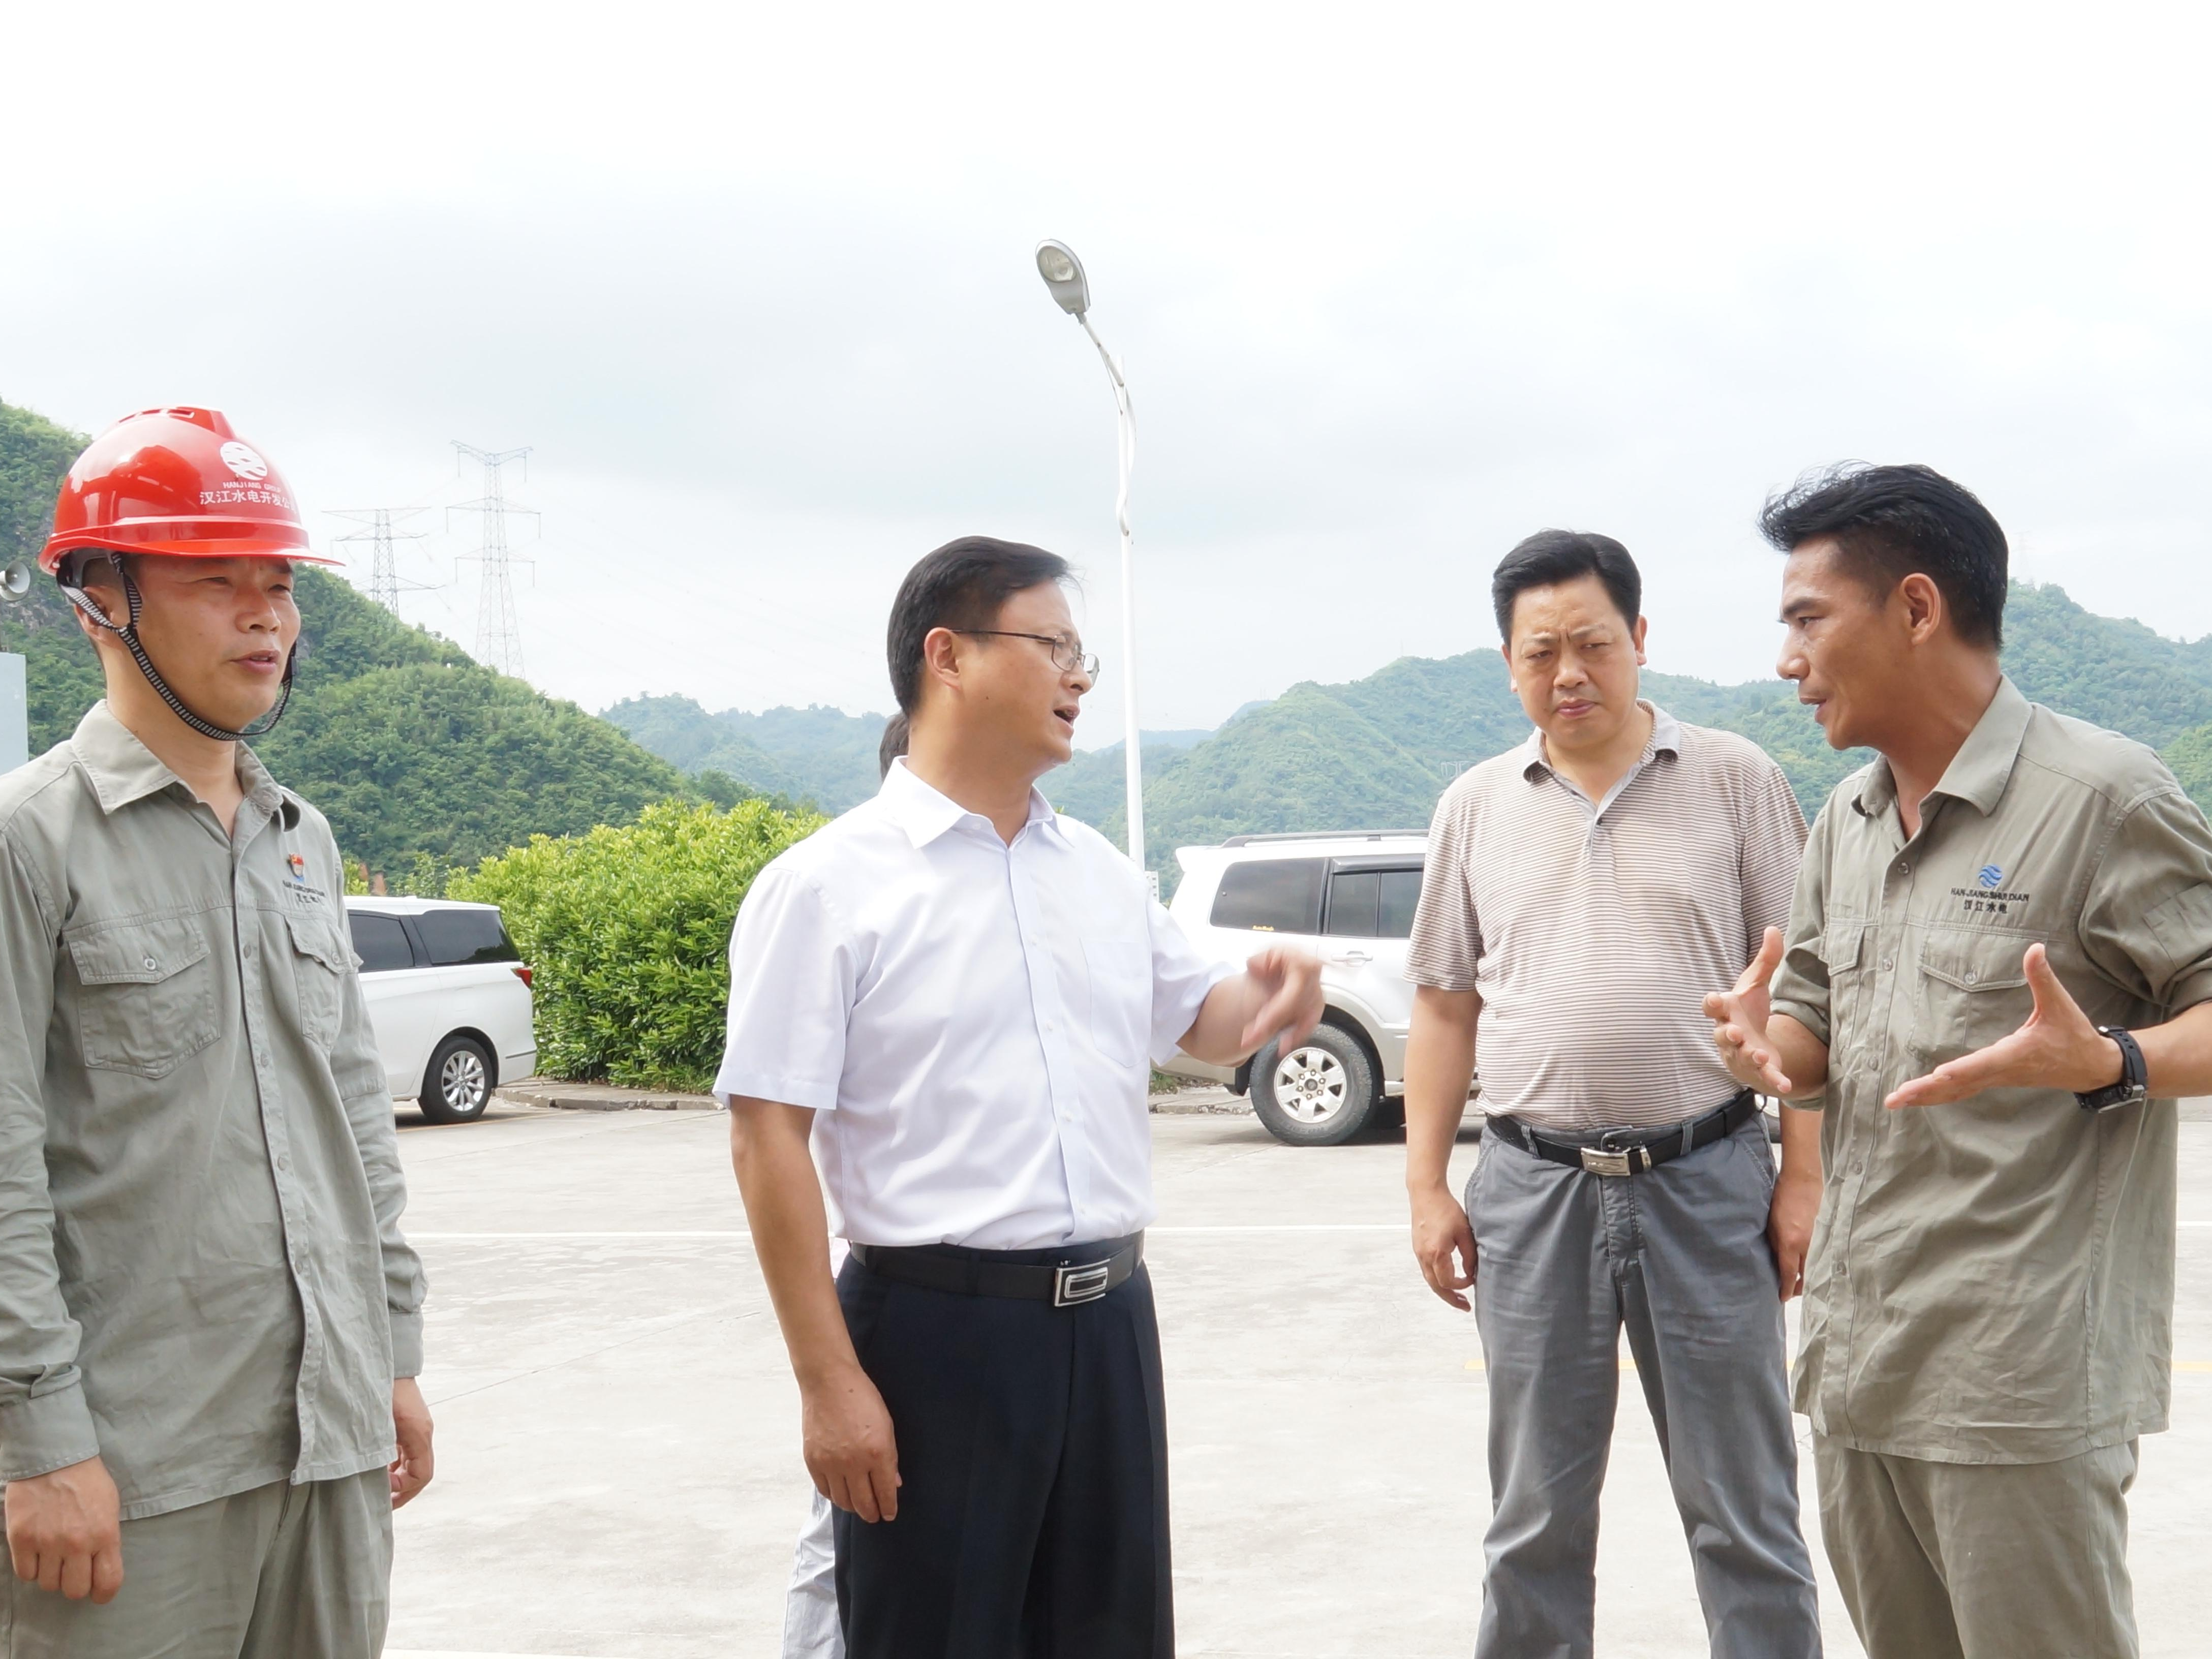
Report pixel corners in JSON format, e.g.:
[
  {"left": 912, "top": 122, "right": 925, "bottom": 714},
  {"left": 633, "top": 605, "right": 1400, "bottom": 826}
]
[
  {"left": 848, "top": 1234, "right": 1144, "bottom": 1307},
  {"left": 1485, "top": 1090, "right": 1759, "bottom": 1178}
]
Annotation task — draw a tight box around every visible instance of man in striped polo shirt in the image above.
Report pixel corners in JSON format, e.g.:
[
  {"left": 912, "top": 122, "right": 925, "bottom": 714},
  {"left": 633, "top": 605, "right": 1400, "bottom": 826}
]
[{"left": 1402, "top": 530, "right": 1823, "bottom": 1657}]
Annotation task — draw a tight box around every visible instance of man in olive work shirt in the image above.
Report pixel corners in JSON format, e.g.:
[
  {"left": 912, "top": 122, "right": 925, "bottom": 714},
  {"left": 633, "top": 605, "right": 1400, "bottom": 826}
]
[
  {"left": 1708, "top": 464, "right": 2212, "bottom": 1659},
  {"left": 1404, "top": 531, "right": 1821, "bottom": 1658},
  {"left": 0, "top": 408, "right": 430, "bottom": 1654}
]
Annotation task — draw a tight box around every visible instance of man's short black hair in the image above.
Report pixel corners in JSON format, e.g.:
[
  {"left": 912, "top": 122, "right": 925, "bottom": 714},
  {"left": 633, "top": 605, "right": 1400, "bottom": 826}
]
[
  {"left": 886, "top": 535, "right": 1071, "bottom": 714},
  {"left": 1758, "top": 463, "right": 2008, "bottom": 649},
  {"left": 877, "top": 711, "right": 910, "bottom": 778},
  {"left": 1491, "top": 530, "right": 1642, "bottom": 643}
]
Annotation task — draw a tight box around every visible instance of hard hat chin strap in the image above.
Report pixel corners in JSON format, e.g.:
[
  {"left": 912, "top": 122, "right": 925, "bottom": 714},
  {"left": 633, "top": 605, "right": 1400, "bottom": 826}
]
[{"left": 60, "top": 553, "right": 295, "bottom": 744}]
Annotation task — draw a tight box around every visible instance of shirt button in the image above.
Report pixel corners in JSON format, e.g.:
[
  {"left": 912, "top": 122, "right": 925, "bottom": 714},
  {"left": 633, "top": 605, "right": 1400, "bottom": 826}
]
[
  {"left": 275, "top": 1154, "right": 290, "bottom": 1172},
  {"left": 1881, "top": 958, "right": 1893, "bottom": 971},
  {"left": 142, "top": 956, "right": 158, "bottom": 970},
  {"left": 1835, "top": 1260, "right": 1849, "bottom": 1278},
  {"left": 1044, "top": 1021, "right": 1056, "bottom": 1033},
  {"left": 1898, "top": 861, "right": 1911, "bottom": 875},
  {"left": 1964, "top": 970, "right": 1978, "bottom": 984}
]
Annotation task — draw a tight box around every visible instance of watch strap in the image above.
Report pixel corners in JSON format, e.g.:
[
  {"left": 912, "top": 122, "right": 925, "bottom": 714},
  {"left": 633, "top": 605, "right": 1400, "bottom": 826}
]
[{"left": 2076, "top": 1026, "right": 2147, "bottom": 1112}]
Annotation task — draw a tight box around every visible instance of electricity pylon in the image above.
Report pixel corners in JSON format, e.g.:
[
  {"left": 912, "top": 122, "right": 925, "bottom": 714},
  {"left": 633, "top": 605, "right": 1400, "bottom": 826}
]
[
  {"left": 326, "top": 507, "right": 428, "bottom": 613},
  {"left": 448, "top": 443, "right": 538, "bottom": 678}
]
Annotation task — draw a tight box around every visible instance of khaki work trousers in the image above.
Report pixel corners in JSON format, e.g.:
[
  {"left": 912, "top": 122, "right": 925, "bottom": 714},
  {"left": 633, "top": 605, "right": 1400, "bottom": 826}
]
[
  {"left": 1815, "top": 1434, "right": 2138, "bottom": 1659},
  {"left": 0, "top": 1470, "right": 391, "bottom": 1658}
]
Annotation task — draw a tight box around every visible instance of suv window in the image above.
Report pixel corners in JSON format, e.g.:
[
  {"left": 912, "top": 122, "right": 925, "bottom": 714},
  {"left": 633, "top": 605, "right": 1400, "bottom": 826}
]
[
  {"left": 1210, "top": 858, "right": 1325, "bottom": 933},
  {"left": 1377, "top": 868, "right": 1421, "bottom": 939},
  {"left": 348, "top": 912, "right": 415, "bottom": 974},
  {"left": 416, "top": 907, "right": 520, "bottom": 967},
  {"left": 1324, "top": 864, "right": 1424, "bottom": 939},
  {"left": 1323, "top": 869, "right": 1378, "bottom": 937}
]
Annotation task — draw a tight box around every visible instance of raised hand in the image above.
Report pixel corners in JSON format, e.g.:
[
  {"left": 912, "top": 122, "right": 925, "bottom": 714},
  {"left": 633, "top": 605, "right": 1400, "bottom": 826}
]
[
  {"left": 1885, "top": 942, "right": 2116, "bottom": 1109},
  {"left": 1703, "top": 927, "right": 1795, "bottom": 1095},
  {"left": 1239, "top": 946, "right": 1326, "bottom": 1055}
]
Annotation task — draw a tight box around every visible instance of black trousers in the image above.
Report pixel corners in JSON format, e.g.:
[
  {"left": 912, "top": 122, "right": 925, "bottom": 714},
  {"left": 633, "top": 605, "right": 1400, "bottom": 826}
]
[{"left": 832, "top": 1242, "right": 1175, "bottom": 1659}]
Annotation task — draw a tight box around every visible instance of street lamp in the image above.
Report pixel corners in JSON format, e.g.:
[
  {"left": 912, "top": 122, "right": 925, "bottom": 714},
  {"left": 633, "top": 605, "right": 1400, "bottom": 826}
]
[{"left": 1035, "top": 238, "right": 1150, "bottom": 891}]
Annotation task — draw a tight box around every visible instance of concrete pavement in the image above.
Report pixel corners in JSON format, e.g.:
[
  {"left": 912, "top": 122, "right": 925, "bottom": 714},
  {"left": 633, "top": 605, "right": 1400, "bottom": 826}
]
[{"left": 385, "top": 1104, "right": 2212, "bottom": 1658}]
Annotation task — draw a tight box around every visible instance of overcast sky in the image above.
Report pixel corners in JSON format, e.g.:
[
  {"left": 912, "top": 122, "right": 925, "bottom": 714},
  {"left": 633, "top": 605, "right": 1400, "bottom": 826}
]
[{"left": 6, "top": 2, "right": 2209, "bottom": 746}]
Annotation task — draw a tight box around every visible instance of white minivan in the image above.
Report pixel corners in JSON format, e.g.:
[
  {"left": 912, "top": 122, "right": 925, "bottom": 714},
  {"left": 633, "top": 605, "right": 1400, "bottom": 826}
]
[
  {"left": 343, "top": 898, "right": 537, "bottom": 1123},
  {"left": 1162, "top": 831, "right": 1445, "bottom": 1145}
]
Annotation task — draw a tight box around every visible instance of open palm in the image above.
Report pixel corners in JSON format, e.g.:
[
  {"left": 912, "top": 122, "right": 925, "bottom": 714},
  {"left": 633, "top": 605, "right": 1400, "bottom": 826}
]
[{"left": 1703, "top": 928, "right": 1794, "bottom": 1095}]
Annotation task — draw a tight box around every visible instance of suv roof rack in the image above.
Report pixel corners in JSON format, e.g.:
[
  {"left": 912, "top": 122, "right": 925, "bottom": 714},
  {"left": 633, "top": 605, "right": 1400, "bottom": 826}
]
[{"left": 1218, "top": 829, "right": 1427, "bottom": 847}]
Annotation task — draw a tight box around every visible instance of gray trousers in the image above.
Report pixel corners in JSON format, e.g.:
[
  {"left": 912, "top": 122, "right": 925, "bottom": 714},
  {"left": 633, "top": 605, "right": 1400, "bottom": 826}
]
[
  {"left": 1467, "top": 1115, "right": 1820, "bottom": 1659},
  {"left": 0, "top": 1470, "right": 390, "bottom": 1658},
  {"left": 1816, "top": 1435, "right": 2138, "bottom": 1659}
]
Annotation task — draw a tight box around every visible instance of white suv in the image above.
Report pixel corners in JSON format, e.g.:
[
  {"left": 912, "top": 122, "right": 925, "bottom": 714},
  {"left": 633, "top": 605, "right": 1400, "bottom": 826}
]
[
  {"left": 1163, "top": 831, "right": 1471, "bottom": 1146},
  {"left": 344, "top": 898, "right": 537, "bottom": 1123}
]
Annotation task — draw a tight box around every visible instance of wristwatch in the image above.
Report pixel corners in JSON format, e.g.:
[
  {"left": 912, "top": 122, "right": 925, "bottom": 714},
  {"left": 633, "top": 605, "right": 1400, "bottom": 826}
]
[{"left": 2076, "top": 1026, "right": 2148, "bottom": 1112}]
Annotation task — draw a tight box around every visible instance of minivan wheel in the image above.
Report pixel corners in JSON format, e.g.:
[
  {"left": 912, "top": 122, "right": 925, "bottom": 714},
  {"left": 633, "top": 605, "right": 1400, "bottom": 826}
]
[
  {"left": 1250, "top": 1024, "right": 1380, "bottom": 1147},
  {"left": 421, "top": 1034, "right": 496, "bottom": 1124}
]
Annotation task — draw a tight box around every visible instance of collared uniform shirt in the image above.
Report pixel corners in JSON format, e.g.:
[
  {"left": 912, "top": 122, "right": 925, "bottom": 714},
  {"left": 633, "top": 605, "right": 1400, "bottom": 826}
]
[
  {"left": 1407, "top": 702, "right": 1808, "bottom": 1131},
  {"left": 714, "top": 759, "right": 1232, "bottom": 1250},
  {"left": 1772, "top": 677, "right": 2212, "bottom": 1464},
  {"left": 0, "top": 704, "right": 426, "bottom": 1519}
]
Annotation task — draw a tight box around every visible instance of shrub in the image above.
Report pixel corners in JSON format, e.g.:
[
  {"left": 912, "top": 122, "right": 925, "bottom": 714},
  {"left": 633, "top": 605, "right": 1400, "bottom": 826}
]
[{"left": 450, "top": 798, "right": 826, "bottom": 1091}]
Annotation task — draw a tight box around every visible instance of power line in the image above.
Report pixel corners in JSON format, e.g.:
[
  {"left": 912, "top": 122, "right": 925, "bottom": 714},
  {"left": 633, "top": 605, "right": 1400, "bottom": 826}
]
[
  {"left": 448, "top": 443, "right": 538, "bottom": 678},
  {"left": 325, "top": 507, "right": 431, "bottom": 612}
]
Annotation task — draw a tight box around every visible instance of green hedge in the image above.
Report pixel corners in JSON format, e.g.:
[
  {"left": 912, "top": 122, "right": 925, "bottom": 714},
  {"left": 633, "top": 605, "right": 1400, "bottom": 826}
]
[{"left": 450, "top": 798, "right": 826, "bottom": 1091}]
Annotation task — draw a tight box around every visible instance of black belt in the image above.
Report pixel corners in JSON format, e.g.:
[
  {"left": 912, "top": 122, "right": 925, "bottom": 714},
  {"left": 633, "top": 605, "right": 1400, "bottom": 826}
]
[
  {"left": 1485, "top": 1090, "right": 1759, "bottom": 1177},
  {"left": 848, "top": 1234, "right": 1144, "bottom": 1308}
]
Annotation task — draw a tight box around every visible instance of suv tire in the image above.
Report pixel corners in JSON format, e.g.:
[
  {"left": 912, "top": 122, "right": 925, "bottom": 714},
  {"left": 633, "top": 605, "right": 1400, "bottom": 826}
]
[
  {"left": 1250, "top": 1022, "right": 1380, "bottom": 1147},
  {"left": 421, "top": 1034, "right": 496, "bottom": 1124}
]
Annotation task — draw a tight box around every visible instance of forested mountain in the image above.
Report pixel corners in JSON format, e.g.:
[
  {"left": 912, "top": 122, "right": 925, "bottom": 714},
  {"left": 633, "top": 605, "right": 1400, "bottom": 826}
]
[
  {"left": 1052, "top": 582, "right": 2212, "bottom": 888},
  {"left": 600, "top": 695, "right": 887, "bottom": 814},
  {"left": 1, "top": 400, "right": 691, "bottom": 883}
]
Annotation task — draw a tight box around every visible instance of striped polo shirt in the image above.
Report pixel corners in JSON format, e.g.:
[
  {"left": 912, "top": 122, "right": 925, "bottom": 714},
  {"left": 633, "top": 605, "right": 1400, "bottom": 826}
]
[{"left": 1407, "top": 701, "right": 1807, "bottom": 1132}]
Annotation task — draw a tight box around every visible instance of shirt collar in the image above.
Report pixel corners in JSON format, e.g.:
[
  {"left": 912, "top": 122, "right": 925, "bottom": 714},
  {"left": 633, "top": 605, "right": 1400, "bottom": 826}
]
[
  {"left": 1519, "top": 698, "right": 1680, "bottom": 782},
  {"left": 877, "top": 757, "right": 1062, "bottom": 849},
  {"left": 70, "top": 701, "right": 297, "bottom": 828},
  {"left": 1852, "top": 675, "right": 2029, "bottom": 820}
]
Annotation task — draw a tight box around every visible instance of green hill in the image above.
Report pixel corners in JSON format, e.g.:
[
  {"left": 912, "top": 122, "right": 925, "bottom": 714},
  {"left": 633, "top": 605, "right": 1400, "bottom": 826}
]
[
  {"left": 1053, "top": 582, "right": 2212, "bottom": 890},
  {"left": 0, "top": 399, "right": 690, "bottom": 883},
  {"left": 600, "top": 695, "right": 887, "bottom": 814}
]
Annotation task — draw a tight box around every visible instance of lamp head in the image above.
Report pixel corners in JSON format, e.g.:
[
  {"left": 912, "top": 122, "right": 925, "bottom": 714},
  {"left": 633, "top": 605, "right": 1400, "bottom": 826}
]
[{"left": 1034, "top": 239, "right": 1090, "bottom": 317}]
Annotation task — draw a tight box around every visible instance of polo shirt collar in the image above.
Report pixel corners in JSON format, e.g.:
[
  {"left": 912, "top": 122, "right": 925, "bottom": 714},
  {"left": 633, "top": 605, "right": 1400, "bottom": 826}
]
[
  {"left": 1520, "top": 698, "right": 1681, "bottom": 782},
  {"left": 878, "top": 757, "right": 1062, "bottom": 849},
  {"left": 71, "top": 701, "right": 296, "bottom": 828},
  {"left": 1852, "top": 675, "right": 2029, "bottom": 820}
]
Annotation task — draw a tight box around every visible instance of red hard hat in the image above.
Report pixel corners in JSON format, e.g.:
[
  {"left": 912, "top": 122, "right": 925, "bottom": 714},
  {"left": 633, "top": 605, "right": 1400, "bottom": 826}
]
[{"left": 41, "top": 406, "right": 337, "bottom": 575}]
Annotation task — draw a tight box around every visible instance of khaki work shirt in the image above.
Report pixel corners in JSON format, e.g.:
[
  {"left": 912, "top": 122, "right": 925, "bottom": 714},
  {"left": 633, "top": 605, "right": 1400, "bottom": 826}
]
[
  {"left": 0, "top": 704, "right": 425, "bottom": 1519},
  {"left": 1772, "top": 677, "right": 2212, "bottom": 1464}
]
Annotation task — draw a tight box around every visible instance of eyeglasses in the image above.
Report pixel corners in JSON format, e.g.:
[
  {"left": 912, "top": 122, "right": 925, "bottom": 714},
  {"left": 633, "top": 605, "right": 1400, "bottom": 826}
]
[{"left": 956, "top": 630, "right": 1101, "bottom": 680}]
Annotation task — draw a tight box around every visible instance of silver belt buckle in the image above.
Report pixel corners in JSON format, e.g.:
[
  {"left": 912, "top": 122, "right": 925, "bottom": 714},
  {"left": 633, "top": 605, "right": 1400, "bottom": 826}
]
[
  {"left": 1053, "top": 1259, "right": 1114, "bottom": 1307},
  {"left": 1579, "top": 1146, "right": 1634, "bottom": 1178}
]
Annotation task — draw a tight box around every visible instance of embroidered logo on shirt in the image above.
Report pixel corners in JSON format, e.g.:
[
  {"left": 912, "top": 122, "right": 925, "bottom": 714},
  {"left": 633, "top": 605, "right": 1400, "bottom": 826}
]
[
  {"left": 287, "top": 853, "right": 308, "bottom": 885},
  {"left": 1977, "top": 865, "right": 2004, "bottom": 888}
]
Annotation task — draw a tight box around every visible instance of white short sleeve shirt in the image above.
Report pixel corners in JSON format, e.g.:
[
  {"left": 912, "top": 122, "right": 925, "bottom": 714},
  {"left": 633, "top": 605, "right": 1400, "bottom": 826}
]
[{"left": 714, "top": 760, "right": 1232, "bottom": 1250}]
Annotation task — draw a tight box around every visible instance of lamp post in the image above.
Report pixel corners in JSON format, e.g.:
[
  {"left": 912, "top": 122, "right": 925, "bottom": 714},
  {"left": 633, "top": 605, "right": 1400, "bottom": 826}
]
[{"left": 1034, "top": 238, "right": 1150, "bottom": 892}]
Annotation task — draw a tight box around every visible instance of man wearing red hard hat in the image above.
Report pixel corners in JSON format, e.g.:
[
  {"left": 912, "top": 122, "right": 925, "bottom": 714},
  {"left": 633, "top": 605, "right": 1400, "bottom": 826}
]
[{"left": 0, "top": 408, "right": 430, "bottom": 1653}]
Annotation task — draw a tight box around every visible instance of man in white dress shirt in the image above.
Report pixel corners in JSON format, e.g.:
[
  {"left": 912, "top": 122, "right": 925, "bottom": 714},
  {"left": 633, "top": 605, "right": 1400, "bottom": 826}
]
[{"left": 723, "top": 536, "right": 1324, "bottom": 1659}]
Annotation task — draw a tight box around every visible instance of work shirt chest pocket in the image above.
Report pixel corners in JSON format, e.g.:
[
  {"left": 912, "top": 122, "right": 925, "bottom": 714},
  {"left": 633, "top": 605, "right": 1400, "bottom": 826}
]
[
  {"left": 1913, "top": 930, "right": 2040, "bottom": 1065},
  {"left": 284, "top": 909, "right": 352, "bottom": 1050},
  {"left": 67, "top": 915, "right": 221, "bottom": 1078},
  {"left": 1083, "top": 937, "right": 1153, "bottom": 1069},
  {"left": 1821, "top": 919, "right": 1868, "bottom": 1045}
]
